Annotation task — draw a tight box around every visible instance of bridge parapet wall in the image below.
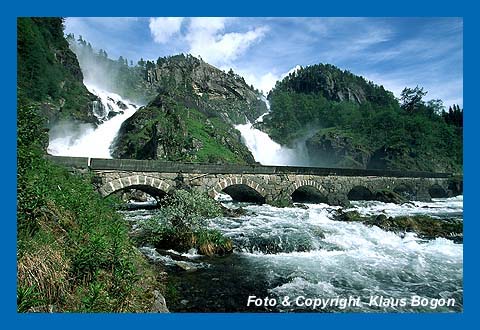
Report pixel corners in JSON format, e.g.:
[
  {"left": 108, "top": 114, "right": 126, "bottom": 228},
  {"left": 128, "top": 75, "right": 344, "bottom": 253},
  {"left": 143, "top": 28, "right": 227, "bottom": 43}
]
[
  {"left": 94, "top": 169, "right": 452, "bottom": 205},
  {"left": 44, "top": 156, "right": 456, "bottom": 205}
]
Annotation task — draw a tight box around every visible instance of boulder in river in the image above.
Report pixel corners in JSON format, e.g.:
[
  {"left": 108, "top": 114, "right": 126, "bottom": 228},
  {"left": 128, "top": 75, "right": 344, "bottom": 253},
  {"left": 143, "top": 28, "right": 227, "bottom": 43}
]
[{"left": 333, "top": 210, "right": 463, "bottom": 242}]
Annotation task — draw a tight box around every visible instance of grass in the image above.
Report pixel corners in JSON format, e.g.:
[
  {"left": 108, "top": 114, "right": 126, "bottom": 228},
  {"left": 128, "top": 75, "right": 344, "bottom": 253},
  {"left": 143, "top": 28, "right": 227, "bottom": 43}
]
[
  {"left": 182, "top": 108, "right": 246, "bottom": 163},
  {"left": 17, "top": 105, "right": 162, "bottom": 312}
]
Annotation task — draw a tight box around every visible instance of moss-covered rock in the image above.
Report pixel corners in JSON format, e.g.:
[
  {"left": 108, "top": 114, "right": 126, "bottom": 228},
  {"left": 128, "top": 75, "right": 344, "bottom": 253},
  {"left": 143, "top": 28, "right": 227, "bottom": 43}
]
[
  {"left": 112, "top": 91, "right": 256, "bottom": 164},
  {"left": 334, "top": 210, "right": 463, "bottom": 242},
  {"left": 368, "top": 215, "right": 462, "bottom": 241}
]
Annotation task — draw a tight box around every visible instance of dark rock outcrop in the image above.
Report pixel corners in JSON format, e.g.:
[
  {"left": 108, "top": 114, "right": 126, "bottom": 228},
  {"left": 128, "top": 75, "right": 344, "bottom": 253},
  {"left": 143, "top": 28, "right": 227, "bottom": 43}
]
[
  {"left": 305, "top": 129, "right": 371, "bottom": 168},
  {"left": 374, "top": 189, "right": 408, "bottom": 204},
  {"left": 139, "top": 54, "right": 267, "bottom": 125},
  {"left": 334, "top": 210, "right": 463, "bottom": 242}
]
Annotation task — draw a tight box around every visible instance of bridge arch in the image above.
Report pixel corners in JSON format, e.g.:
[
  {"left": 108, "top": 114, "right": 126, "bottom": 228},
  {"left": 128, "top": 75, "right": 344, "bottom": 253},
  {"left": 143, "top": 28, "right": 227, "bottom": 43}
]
[
  {"left": 99, "top": 175, "right": 172, "bottom": 198},
  {"left": 288, "top": 180, "right": 328, "bottom": 204},
  {"left": 428, "top": 183, "right": 449, "bottom": 198},
  {"left": 347, "top": 185, "right": 375, "bottom": 201},
  {"left": 209, "top": 177, "right": 267, "bottom": 203},
  {"left": 393, "top": 183, "right": 416, "bottom": 199}
]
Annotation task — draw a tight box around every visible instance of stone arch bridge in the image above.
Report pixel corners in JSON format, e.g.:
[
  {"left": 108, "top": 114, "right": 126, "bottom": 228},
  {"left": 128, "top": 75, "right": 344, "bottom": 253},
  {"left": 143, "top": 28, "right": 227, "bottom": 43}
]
[{"left": 48, "top": 156, "right": 460, "bottom": 206}]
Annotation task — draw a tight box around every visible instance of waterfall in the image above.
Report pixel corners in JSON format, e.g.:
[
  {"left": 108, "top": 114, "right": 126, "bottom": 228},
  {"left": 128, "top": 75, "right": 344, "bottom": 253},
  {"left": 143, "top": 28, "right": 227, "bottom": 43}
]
[
  {"left": 47, "top": 82, "right": 139, "bottom": 158},
  {"left": 235, "top": 98, "right": 309, "bottom": 166}
]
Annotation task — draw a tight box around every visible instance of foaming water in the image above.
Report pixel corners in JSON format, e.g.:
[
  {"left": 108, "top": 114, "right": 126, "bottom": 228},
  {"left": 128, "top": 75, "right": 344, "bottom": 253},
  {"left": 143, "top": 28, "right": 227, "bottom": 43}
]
[
  {"left": 349, "top": 195, "right": 463, "bottom": 219},
  {"left": 47, "top": 82, "right": 139, "bottom": 158},
  {"left": 125, "top": 197, "right": 463, "bottom": 312},
  {"left": 235, "top": 99, "right": 308, "bottom": 166}
]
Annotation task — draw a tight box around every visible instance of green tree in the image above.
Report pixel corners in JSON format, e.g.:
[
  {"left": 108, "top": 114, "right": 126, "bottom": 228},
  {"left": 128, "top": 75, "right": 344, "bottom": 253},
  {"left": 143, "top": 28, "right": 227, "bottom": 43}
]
[{"left": 400, "top": 86, "right": 427, "bottom": 113}]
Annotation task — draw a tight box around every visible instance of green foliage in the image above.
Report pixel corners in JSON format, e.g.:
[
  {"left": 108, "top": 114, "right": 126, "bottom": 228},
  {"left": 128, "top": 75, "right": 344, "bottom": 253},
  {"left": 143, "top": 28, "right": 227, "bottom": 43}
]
[
  {"left": 140, "top": 190, "right": 232, "bottom": 256},
  {"left": 152, "top": 189, "right": 222, "bottom": 230},
  {"left": 113, "top": 97, "right": 254, "bottom": 164},
  {"left": 183, "top": 109, "right": 248, "bottom": 163},
  {"left": 68, "top": 34, "right": 156, "bottom": 104},
  {"left": 17, "top": 17, "right": 159, "bottom": 312},
  {"left": 272, "top": 63, "right": 398, "bottom": 107},
  {"left": 442, "top": 104, "right": 463, "bottom": 128},
  {"left": 17, "top": 104, "right": 156, "bottom": 312},
  {"left": 400, "top": 86, "right": 428, "bottom": 113},
  {"left": 17, "top": 285, "right": 45, "bottom": 312},
  {"left": 17, "top": 18, "right": 94, "bottom": 123},
  {"left": 262, "top": 64, "right": 463, "bottom": 173}
]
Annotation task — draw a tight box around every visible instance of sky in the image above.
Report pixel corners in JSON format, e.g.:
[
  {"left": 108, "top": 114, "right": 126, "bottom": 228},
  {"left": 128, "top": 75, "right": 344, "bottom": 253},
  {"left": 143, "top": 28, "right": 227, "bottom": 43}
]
[{"left": 65, "top": 17, "right": 463, "bottom": 107}]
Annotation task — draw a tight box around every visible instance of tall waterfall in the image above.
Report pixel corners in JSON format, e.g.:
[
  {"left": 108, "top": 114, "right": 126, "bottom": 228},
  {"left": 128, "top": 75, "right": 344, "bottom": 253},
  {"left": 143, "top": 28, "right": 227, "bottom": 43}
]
[
  {"left": 47, "top": 83, "right": 139, "bottom": 158},
  {"left": 235, "top": 99, "right": 309, "bottom": 166}
]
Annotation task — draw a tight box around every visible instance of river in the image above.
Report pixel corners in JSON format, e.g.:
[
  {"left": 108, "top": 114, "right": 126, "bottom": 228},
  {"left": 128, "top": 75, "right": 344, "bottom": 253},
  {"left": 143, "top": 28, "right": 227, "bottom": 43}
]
[
  {"left": 123, "top": 195, "right": 463, "bottom": 313},
  {"left": 45, "top": 81, "right": 463, "bottom": 313}
]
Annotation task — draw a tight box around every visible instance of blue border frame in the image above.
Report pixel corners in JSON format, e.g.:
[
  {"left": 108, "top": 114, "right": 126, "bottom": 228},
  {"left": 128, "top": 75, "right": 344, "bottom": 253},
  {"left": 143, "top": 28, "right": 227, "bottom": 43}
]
[{"left": 4, "top": 1, "right": 476, "bottom": 329}]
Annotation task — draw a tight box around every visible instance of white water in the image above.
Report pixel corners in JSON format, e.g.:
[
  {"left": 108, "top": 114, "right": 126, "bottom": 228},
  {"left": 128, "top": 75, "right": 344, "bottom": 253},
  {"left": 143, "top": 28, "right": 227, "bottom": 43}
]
[
  {"left": 348, "top": 195, "right": 464, "bottom": 219},
  {"left": 125, "top": 196, "right": 463, "bottom": 312},
  {"left": 235, "top": 99, "right": 308, "bottom": 166},
  {"left": 47, "top": 82, "right": 139, "bottom": 158}
]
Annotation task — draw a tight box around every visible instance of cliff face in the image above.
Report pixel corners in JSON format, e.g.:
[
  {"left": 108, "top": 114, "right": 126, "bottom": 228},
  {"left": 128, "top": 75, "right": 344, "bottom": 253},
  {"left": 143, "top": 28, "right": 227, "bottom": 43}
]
[
  {"left": 17, "top": 17, "right": 97, "bottom": 126},
  {"left": 139, "top": 54, "right": 267, "bottom": 124},
  {"left": 111, "top": 54, "right": 267, "bottom": 164}
]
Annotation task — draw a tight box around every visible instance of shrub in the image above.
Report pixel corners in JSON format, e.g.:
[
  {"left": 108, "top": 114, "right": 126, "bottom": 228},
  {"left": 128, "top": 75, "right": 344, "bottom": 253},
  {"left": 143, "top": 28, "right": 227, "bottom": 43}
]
[{"left": 140, "top": 190, "right": 233, "bottom": 256}]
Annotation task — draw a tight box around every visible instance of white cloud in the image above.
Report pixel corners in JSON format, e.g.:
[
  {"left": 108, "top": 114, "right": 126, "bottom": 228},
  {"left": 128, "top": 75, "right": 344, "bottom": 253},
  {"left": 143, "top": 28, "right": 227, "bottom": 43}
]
[
  {"left": 236, "top": 65, "right": 302, "bottom": 95},
  {"left": 149, "top": 17, "right": 184, "bottom": 44},
  {"left": 186, "top": 18, "right": 268, "bottom": 66},
  {"left": 240, "top": 71, "right": 280, "bottom": 95},
  {"left": 189, "top": 17, "right": 226, "bottom": 34}
]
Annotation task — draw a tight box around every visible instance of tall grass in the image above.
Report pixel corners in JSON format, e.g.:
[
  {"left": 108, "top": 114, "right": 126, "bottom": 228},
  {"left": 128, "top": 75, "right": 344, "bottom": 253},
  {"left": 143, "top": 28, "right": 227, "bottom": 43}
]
[{"left": 17, "top": 104, "right": 159, "bottom": 312}]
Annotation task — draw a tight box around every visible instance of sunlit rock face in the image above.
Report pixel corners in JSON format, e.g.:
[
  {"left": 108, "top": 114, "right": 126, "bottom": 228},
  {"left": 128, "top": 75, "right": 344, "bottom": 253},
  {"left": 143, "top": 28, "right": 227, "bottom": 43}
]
[{"left": 141, "top": 54, "right": 267, "bottom": 125}]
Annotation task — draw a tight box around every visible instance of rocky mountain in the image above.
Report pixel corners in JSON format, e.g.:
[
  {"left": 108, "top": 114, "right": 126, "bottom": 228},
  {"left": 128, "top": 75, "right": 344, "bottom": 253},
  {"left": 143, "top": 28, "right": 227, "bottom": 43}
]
[
  {"left": 139, "top": 54, "right": 267, "bottom": 124},
  {"left": 111, "top": 54, "right": 266, "bottom": 164},
  {"left": 260, "top": 64, "right": 462, "bottom": 173},
  {"left": 269, "top": 63, "right": 397, "bottom": 107}
]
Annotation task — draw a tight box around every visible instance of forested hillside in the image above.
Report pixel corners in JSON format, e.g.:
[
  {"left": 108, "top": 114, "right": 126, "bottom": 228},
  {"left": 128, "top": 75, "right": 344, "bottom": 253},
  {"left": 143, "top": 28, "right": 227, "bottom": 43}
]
[{"left": 260, "top": 64, "right": 463, "bottom": 173}]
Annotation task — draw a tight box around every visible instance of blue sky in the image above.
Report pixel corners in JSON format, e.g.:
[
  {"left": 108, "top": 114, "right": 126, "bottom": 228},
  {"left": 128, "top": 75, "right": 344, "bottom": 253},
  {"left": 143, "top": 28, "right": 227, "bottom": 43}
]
[{"left": 65, "top": 17, "right": 463, "bottom": 107}]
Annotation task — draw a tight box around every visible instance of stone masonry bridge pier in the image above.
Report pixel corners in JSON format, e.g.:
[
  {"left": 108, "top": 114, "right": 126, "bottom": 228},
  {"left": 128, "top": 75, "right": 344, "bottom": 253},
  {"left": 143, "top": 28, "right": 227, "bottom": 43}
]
[{"left": 48, "top": 156, "right": 460, "bottom": 206}]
